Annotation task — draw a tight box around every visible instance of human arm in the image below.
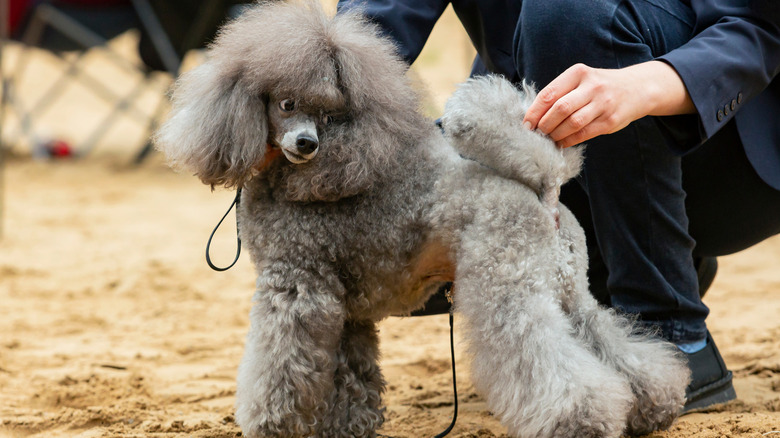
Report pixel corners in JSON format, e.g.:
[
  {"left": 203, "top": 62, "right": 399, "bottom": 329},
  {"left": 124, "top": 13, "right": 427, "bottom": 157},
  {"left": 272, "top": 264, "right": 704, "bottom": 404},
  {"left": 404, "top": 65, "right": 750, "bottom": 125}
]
[
  {"left": 523, "top": 0, "right": 780, "bottom": 150},
  {"left": 658, "top": 0, "right": 780, "bottom": 146},
  {"left": 522, "top": 61, "right": 695, "bottom": 148},
  {"left": 337, "top": 0, "right": 450, "bottom": 65}
]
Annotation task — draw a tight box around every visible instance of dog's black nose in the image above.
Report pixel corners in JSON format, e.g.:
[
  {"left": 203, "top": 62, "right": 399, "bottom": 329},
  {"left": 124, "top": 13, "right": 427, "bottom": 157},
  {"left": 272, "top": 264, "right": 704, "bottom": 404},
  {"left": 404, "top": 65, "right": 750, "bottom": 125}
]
[{"left": 296, "top": 134, "right": 319, "bottom": 155}]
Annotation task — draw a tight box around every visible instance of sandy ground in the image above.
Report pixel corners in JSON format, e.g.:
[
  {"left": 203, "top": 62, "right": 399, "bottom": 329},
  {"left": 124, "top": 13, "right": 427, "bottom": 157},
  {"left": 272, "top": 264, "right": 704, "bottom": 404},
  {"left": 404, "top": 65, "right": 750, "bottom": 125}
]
[
  {"left": 1, "top": 5, "right": 779, "bottom": 438},
  {"left": 1, "top": 155, "right": 779, "bottom": 438}
]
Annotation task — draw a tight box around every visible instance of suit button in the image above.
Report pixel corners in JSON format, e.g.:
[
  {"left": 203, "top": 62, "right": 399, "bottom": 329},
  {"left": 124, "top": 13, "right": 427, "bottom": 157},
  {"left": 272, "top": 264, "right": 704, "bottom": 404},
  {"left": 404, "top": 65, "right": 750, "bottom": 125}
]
[
  {"left": 717, "top": 109, "right": 724, "bottom": 121},
  {"left": 731, "top": 99, "right": 737, "bottom": 111},
  {"left": 724, "top": 104, "right": 730, "bottom": 116},
  {"left": 737, "top": 92, "right": 743, "bottom": 104}
]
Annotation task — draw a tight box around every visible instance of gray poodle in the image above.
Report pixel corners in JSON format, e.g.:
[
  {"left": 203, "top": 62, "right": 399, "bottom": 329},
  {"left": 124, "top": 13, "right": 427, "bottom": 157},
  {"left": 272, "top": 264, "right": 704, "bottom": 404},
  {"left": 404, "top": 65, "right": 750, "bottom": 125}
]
[{"left": 155, "top": 2, "right": 690, "bottom": 437}]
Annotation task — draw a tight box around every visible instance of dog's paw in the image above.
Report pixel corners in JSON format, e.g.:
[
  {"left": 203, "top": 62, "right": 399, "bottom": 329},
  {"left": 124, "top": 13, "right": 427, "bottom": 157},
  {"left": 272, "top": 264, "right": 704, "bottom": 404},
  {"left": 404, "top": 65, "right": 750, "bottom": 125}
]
[
  {"left": 235, "top": 396, "right": 321, "bottom": 438},
  {"left": 625, "top": 394, "right": 684, "bottom": 436},
  {"left": 318, "top": 406, "right": 384, "bottom": 438},
  {"left": 493, "top": 358, "right": 633, "bottom": 438},
  {"left": 236, "top": 414, "right": 317, "bottom": 438},
  {"left": 549, "top": 389, "right": 631, "bottom": 438},
  {"left": 623, "top": 360, "right": 688, "bottom": 435},
  {"left": 547, "top": 362, "right": 634, "bottom": 438},
  {"left": 611, "top": 340, "right": 689, "bottom": 436}
]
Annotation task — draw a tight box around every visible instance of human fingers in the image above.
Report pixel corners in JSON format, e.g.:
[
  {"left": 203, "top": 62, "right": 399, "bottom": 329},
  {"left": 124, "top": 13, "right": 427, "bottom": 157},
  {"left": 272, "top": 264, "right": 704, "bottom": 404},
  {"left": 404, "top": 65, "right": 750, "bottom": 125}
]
[
  {"left": 554, "top": 111, "right": 624, "bottom": 148},
  {"left": 537, "top": 88, "right": 595, "bottom": 138},
  {"left": 523, "top": 64, "right": 590, "bottom": 130}
]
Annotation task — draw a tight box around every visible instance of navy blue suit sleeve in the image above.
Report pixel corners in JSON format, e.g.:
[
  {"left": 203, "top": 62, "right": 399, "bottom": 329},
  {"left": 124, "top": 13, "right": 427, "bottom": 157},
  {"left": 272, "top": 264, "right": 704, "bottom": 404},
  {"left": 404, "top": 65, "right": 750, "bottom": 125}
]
[
  {"left": 657, "top": 0, "right": 780, "bottom": 148},
  {"left": 337, "top": 0, "right": 450, "bottom": 65}
]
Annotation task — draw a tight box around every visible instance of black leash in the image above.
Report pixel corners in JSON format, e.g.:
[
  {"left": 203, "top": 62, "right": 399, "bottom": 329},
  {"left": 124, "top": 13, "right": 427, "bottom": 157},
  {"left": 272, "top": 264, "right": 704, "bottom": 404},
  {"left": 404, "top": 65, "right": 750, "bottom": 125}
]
[
  {"left": 434, "top": 306, "right": 459, "bottom": 438},
  {"left": 382, "top": 287, "right": 458, "bottom": 438},
  {"left": 206, "top": 188, "right": 242, "bottom": 271},
  {"left": 380, "top": 310, "right": 458, "bottom": 438},
  {"left": 205, "top": 189, "right": 459, "bottom": 437}
]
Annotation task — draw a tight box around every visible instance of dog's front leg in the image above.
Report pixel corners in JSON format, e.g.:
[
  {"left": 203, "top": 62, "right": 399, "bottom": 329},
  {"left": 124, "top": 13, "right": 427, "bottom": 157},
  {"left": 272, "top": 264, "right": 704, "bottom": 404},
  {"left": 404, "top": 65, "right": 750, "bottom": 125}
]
[
  {"left": 235, "top": 265, "right": 346, "bottom": 438},
  {"left": 318, "top": 320, "right": 385, "bottom": 438}
]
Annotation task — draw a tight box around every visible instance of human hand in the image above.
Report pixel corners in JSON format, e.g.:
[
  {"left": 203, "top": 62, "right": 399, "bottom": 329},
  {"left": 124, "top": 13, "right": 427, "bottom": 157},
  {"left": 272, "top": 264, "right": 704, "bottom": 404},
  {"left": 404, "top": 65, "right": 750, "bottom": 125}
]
[{"left": 522, "top": 61, "right": 695, "bottom": 148}]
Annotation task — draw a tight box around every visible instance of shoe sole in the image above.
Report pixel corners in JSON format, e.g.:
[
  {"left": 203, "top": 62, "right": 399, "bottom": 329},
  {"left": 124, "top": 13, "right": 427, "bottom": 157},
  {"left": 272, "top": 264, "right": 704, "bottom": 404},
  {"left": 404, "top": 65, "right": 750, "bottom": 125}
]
[{"left": 682, "top": 370, "right": 736, "bottom": 413}]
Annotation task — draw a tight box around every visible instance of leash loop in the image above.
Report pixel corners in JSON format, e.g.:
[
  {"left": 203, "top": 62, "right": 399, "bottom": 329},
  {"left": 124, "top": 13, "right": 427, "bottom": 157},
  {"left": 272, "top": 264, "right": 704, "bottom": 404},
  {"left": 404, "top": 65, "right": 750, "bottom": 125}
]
[{"left": 206, "top": 188, "right": 242, "bottom": 271}]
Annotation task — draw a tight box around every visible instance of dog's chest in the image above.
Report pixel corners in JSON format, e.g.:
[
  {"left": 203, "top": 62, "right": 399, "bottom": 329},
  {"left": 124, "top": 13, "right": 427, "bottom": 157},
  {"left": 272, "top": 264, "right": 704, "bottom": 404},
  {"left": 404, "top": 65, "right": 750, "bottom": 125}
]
[
  {"left": 332, "top": 207, "right": 452, "bottom": 317},
  {"left": 241, "top": 185, "right": 446, "bottom": 316}
]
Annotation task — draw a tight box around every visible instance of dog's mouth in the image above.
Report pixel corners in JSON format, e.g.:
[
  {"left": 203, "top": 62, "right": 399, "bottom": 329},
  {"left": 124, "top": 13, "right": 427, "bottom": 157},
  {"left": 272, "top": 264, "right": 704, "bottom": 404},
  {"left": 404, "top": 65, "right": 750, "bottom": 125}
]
[
  {"left": 264, "top": 139, "right": 315, "bottom": 165},
  {"left": 280, "top": 147, "right": 316, "bottom": 164}
]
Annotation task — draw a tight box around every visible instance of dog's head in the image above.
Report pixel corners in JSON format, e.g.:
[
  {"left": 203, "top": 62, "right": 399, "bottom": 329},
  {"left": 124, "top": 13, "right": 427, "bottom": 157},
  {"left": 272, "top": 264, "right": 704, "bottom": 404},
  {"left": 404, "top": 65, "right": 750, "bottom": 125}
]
[
  {"left": 155, "top": 0, "right": 428, "bottom": 200},
  {"left": 266, "top": 96, "right": 325, "bottom": 165}
]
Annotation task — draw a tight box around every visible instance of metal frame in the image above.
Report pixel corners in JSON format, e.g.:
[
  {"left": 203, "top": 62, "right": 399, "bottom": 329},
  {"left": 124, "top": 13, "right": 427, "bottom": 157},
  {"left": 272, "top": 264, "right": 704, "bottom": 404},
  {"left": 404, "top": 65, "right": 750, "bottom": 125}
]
[{"left": 2, "top": 0, "right": 180, "bottom": 161}]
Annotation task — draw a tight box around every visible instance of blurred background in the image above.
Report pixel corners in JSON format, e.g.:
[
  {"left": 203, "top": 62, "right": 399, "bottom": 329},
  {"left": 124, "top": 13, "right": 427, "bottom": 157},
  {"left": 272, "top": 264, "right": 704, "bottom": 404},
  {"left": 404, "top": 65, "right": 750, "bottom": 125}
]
[
  {"left": 0, "top": 0, "right": 473, "bottom": 161},
  {"left": 1, "top": 2, "right": 778, "bottom": 438}
]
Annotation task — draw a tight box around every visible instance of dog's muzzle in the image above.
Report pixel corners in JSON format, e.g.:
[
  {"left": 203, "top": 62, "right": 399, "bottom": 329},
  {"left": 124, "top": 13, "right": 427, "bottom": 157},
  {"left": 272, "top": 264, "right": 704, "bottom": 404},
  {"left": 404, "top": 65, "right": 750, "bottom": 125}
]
[
  {"left": 295, "top": 134, "right": 318, "bottom": 155},
  {"left": 280, "top": 122, "right": 319, "bottom": 164}
]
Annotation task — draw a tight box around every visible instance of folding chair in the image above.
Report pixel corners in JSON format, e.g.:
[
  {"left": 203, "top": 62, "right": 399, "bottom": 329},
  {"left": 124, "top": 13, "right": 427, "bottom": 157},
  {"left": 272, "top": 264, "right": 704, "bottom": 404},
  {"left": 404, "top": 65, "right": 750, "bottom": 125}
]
[
  {"left": 2, "top": 0, "right": 180, "bottom": 160},
  {"left": 132, "top": 0, "right": 250, "bottom": 163}
]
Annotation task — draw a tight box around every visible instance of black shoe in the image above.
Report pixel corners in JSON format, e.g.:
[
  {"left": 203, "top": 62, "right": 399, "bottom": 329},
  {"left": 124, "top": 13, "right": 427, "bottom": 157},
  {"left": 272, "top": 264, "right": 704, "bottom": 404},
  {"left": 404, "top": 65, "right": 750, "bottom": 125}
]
[
  {"left": 682, "top": 331, "right": 736, "bottom": 413},
  {"left": 695, "top": 257, "right": 718, "bottom": 298}
]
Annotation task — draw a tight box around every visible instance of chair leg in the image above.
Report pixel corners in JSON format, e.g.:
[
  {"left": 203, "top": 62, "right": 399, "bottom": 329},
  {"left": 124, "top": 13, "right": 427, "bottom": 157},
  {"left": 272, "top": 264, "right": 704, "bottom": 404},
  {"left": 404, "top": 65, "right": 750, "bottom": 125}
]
[{"left": 131, "top": 0, "right": 180, "bottom": 75}]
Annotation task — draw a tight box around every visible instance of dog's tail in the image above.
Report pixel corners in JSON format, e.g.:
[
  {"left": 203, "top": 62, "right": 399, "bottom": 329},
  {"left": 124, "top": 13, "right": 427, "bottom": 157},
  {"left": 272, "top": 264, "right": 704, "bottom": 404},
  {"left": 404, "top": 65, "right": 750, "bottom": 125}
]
[{"left": 441, "top": 76, "right": 583, "bottom": 218}]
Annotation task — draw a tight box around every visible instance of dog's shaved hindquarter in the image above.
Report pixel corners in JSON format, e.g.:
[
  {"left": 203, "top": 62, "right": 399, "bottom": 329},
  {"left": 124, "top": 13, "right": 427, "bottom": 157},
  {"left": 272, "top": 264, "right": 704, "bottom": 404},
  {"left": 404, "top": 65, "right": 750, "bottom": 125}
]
[{"left": 400, "top": 239, "right": 455, "bottom": 308}]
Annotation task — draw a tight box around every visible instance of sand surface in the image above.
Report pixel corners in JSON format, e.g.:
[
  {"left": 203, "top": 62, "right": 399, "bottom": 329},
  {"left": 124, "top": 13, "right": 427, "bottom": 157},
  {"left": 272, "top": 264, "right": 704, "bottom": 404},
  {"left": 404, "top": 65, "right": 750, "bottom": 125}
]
[
  {"left": 0, "top": 155, "right": 778, "bottom": 438},
  {"left": 1, "top": 6, "right": 779, "bottom": 437}
]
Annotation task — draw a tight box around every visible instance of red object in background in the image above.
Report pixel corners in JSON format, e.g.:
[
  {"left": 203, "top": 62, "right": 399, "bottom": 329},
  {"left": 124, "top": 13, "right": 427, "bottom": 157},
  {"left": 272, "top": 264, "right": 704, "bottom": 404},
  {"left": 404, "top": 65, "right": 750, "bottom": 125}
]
[
  {"left": 8, "top": 0, "right": 32, "bottom": 36},
  {"left": 47, "top": 139, "right": 73, "bottom": 158},
  {"left": 7, "top": 0, "right": 131, "bottom": 36}
]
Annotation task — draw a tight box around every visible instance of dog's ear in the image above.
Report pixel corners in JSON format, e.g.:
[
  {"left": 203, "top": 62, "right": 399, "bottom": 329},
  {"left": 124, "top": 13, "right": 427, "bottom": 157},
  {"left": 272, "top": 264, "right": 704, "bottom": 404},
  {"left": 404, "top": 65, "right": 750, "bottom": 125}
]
[{"left": 155, "top": 62, "right": 268, "bottom": 188}]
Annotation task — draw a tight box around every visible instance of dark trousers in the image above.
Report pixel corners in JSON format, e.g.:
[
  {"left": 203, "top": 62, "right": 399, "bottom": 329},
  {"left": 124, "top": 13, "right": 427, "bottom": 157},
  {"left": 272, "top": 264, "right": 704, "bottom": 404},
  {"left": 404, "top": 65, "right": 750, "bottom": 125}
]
[{"left": 514, "top": 0, "right": 780, "bottom": 343}]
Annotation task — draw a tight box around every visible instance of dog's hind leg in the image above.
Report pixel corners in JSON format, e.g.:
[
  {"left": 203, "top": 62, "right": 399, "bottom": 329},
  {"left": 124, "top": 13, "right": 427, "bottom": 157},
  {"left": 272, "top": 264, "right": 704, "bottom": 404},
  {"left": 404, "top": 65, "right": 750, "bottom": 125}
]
[
  {"left": 234, "top": 265, "right": 347, "bottom": 438},
  {"left": 565, "top": 293, "right": 689, "bottom": 436},
  {"left": 556, "top": 206, "right": 690, "bottom": 436},
  {"left": 317, "top": 320, "right": 386, "bottom": 438},
  {"left": 454, "top": 222, "right": 633, "bottom": 438}
]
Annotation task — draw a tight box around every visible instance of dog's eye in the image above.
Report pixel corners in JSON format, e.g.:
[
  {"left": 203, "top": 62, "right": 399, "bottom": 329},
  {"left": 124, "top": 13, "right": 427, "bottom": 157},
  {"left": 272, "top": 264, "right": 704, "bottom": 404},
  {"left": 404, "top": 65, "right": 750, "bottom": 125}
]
[
  {"left": 321, "top": 114, "right": 333, "bottom": 126},
  {"left": 279, "top": 99, "right": 297, "bottom": 112}
]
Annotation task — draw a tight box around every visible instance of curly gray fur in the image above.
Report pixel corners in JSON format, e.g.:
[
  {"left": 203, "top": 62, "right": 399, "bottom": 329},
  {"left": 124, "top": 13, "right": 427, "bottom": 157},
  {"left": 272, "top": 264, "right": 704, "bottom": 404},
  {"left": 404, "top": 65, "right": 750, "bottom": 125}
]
[{"left": 155, "top": 2, "right": 690, "bottom": 437}]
